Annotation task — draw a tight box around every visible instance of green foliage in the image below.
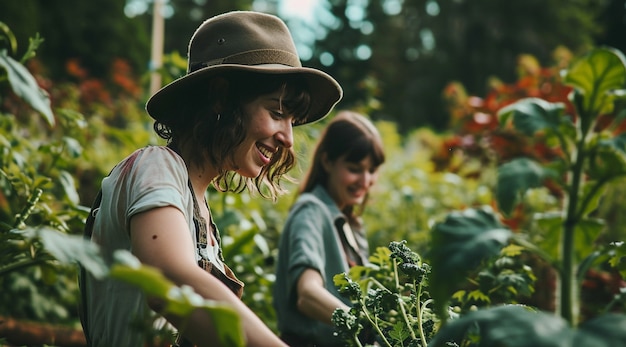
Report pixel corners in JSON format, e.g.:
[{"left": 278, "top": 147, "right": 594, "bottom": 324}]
[
  {"left": 110, "top": 251, "right": 245, "bottom": 347},
  {"left": 0, "top": 27, "right": 243, "bottom": 346},
  {"left": 428, "top": 207, "right": 514, "bottom": 320},
  {"left": 332, "top": 241, "right": 437, "bottom": 347},
  {"left": 495, "top": 47, "right": 626, "bottom": 323},
  {"left": 424, "top": 46, "right": 626, "bottom": 346},
  {"left": 428, "top": 305, "right": 626, "bottom": 347}
]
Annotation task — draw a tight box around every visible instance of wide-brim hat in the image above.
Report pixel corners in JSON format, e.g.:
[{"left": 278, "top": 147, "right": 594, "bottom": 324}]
[{"left": 146, "top": 11, "right": 343, "bottom": 126}]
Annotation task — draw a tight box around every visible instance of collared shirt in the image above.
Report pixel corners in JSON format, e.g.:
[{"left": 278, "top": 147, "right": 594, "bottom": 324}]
[{"left": 273, "top": 185, "right": 369, "bottom": 347}]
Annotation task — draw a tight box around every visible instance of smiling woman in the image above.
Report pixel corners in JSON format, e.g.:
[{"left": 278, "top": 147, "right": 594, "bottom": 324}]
[
  {"left": 273, "top": 111, "right": 386, "bottom": 347},
  {"left": 78, "top": 10, "right": 342, "bottom": 347}
]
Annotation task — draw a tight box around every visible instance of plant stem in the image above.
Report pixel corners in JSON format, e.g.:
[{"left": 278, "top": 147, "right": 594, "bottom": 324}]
[
  {"left": 561, "top": 132, "right": 586, "bottom": 326},
  {"left": 0, "top": 258, "right": 44, "bottom": 277},
  {"left": 415, "top": 281, "right": 428, "bottom": 347},
  {"left": 393, "top": 259, "right": 417, "bottom": 341}
]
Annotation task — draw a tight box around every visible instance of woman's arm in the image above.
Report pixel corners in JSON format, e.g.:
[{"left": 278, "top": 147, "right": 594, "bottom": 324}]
[
  {"left": 131, "top": 206, "right": 287, "bottom": 347},
  {"left": 296, "top": 268, "right": 350, "bottom": 325}
]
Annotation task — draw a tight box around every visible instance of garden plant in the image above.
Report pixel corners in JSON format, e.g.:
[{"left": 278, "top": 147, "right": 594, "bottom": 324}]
[
  {"left": 2, "top": 15, "right": 626, "bottom": 347},
  {"left": 332, "top": 46, "right": 626, "bottom": 346}
]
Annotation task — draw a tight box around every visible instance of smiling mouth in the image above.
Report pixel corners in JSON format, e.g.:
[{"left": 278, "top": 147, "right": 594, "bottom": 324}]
[{"left": 257, "top": 144, "right": 276, "bottom": 161}]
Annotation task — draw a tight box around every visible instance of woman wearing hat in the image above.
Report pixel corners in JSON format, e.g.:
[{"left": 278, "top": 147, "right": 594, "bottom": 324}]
[
  {"left": 79, "top": 11, "right": 342, "bottom": 347},
  {"left": 273, "top": 111, "right": 385, "bottom": 347}
]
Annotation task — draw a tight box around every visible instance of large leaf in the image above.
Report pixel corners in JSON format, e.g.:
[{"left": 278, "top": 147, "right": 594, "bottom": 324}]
[
  {"left": 574, "top": 313, "right": 626, "bottom": 347},
  {"left": 427, "top": 305, "right": 572, "bottom": 347},
  {"left": 13, "top": 226, "right": 108, "bottom": 279},
  {"left": 428, "top": 207, "right": 512, "bottom": 318},
  {"left": 498, "top": 97, "right": 570, "bottom": 137},
  {"left": 0, "top": 49, "right": 54, "bottom": 126},
  {"left": 588, "top": 133, "right": 626, "bottom": 180},
  {"left": 563, "top": 47, "right": 626, "bottom": 119},
  {"left": 533, "top": 212, "right": 564, "bottom": 263},
  {"left": 497, "top": 158, "right": 554, "bottom": 216},
  {"left": 110, "top": 250, "right": 245, "bottom": 347}
]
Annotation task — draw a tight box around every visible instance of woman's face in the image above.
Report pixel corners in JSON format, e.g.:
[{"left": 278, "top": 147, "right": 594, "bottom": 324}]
[
  {"left": 323, "top": 154, "right": 379, "bottom": 210},
  {"left": 232, "top": 90, "right": 295, "bottom": 178}
]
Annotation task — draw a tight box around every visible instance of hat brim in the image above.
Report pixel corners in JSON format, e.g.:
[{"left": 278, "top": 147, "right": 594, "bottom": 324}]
[{"left": 145, "top": 64, "right": 343, "bottom": 126}]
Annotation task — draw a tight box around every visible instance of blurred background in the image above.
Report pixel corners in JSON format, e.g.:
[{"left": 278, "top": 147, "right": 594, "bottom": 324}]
[
  {"left": 1, "top": 1, "right": 626, "bottom": 346},
  {"left": 2, "top": 0, "right": 624, "bottom": 132}
]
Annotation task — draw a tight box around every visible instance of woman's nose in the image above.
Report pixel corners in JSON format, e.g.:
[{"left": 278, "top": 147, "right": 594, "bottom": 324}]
[{"left": 275, "top": 120, "right": 293, "bottom": 148}]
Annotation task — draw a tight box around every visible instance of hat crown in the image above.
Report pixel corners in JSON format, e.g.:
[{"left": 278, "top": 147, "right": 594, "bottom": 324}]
[{"left": 187, "top": 11, "right": 301, "bottom": 73}]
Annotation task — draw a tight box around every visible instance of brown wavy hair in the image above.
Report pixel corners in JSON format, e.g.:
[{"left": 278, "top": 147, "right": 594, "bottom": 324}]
[{"left": 154, "top": 71, "right": 312, "bottom": 200}]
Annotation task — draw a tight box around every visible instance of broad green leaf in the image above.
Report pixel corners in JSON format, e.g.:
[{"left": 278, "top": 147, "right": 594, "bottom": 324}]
[
  {"left": 574, "top": 313, "right": 626, "bottom": 347},
  {"left": 19, "top": 226, "right": 108, "bottom": 279},
  {"left": 534, "top": 212, "right": 563, "bottom": 263},
  {"left": 588, "top": 133, "right": 626, "bottom": 180},
  {"left": 0, "top": 49, "right": 54, "bottom": 126},
  {"left": 497, "top": 98, "right": 569, "bottom": 137},
  {"left": 577, "top": 181, "right": 607, "bottom": 216},
  {"left": 573, "top": 218, "right": 605, "bottom": 263},
  {"left": 497, "top": 158, "right": 554, "bottom": 216},
  {"left": 110, "top": 251, "right": 245, "bottom": 347},
  {"left": 533, "top": 214, "right": 604, "bottom": 269},
  {"left": 427, "top": 305, "right": 572, "bottom": 347},
  {"left": 428, "top": 207, "right": 512, "bottom": 318},
  {"left": 564, "top": 47, "right": 626, "bottom": 119}
]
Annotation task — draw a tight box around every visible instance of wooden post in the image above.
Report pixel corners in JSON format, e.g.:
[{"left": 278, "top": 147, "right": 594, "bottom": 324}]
[{"left": 149, "top": 0, "right": 165, "bottom": 95}]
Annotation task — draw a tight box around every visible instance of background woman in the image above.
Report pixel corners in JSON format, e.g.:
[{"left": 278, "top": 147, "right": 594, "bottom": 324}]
[
  {"left": 79, "top": 11, "right": 342, "bottom": 347},
  {"left": 273, "top": 111, "right": 385, "bottom": 347}
]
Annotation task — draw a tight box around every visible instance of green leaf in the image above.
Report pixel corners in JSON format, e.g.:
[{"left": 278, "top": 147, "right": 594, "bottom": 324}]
[
  {"left": 574, "top": 313, "right": 626, "bottom": 347},
  {"left": 58, "top": 170, "right": 80, "bottom": 206},
  {"left": 110, "top": 251, "right": 245, "bottom": 347},
  {"left": 564, "top": 47, "right": 626, "bottom": 119},
  {"left": 467, "top": 290, "right": 490, "bottom": 303},
  {"left": 607, "top": 242, "right": 626, "bottom": 279},
  {"left": 588, "top": 133, "right": 626, "bottom": 180},
  {"left": 573, "top": 218, "right": 605, "bottom": 263},
  {"left": 427, "top": 305, "right": 572, "bottom": 347},
  {"left": 534, "top": 212, "right": 564, "bottom": 262},
  {"left": 428, "top": 207, "right": 512, "bottom": 318},
  {"left": 497, "top": 158, "right": 554, "bottom": 216},
  {"left": 497, "top": 97, "right": 569, "bottom": 137},
  {"left": 19, "top": 226, "right": 108, "bottom": 279},
  {"left": 0, "top": 49, "right": 54, "bottom": 126}
]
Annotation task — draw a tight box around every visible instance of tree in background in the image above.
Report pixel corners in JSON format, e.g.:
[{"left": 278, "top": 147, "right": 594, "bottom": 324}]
[
  {"left": 1, "top": 0, "right": 623, "bottom": 132},
  {"left": 0, "top": 0, "right": 151, "bottom": 81},
  {"left": 306, "top": 0, "right": 612, "bottom": 131}
]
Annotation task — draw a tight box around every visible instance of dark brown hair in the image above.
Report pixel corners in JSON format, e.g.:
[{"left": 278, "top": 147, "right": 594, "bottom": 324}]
[
  {"left": 300, "top": 111, "right": 385, "bottom": 223},
  {"left": 154, "top": 71, "right": 312, "bottom": 200}
]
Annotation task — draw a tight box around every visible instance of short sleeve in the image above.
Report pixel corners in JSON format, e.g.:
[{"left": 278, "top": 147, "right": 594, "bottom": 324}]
[{"left": 283, "top": 200, "right": 330, "bottom": 287}]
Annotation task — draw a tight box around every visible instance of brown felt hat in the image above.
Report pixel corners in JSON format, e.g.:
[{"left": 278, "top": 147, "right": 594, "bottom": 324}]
[{"left": 146, "top": 11, "right": 343, "bottom": 125}]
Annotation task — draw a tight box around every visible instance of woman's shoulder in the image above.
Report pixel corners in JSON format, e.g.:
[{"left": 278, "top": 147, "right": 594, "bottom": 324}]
[
  {"left": 109, "top": 145, "right": 187, "bottom": 180},
  {"left": 290, "top": 191, "right": 336, "bottom": 220}
]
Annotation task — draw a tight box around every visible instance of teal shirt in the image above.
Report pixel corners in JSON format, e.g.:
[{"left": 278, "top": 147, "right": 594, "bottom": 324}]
[{"left": 273, "top": 185, "right": 368, "bottom": 346}]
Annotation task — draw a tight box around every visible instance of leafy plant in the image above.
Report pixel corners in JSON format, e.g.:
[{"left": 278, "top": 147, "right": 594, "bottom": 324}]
[
  {"left": 426, "top": 46, "right": 626, "bottom": 346},
  {"left": 0, "top": 24, "right": 244, "bottom": 346},
  {"left": 332, "top": 241, "right": 437, "bottom": 347}
]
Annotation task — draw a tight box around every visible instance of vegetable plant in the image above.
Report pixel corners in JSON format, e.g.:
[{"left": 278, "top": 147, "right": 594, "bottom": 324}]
[{"left": 428, "top": 47, "right": 626, "bottom": 345}]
